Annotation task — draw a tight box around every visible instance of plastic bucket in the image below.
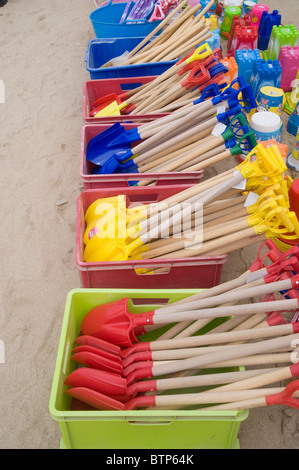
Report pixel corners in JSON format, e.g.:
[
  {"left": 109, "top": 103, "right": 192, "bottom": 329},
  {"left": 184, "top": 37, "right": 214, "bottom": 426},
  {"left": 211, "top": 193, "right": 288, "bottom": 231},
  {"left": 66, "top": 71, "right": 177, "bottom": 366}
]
[{"left": 90, "top": 0, "right": 162, "bottom": 38}]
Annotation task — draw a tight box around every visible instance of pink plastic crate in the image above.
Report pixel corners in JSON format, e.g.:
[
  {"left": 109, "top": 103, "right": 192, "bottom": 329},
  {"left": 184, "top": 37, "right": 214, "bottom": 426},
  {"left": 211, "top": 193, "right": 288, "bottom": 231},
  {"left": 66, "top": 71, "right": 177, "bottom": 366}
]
[
  {"left": 75, "top": 187, "right": 228, "bottom": 289},
  {"left": 80, "top": 124, "right": 205, "bottom": 189},
  {"left": 83, "top": 76, "right": 169, "bottom": 124}
]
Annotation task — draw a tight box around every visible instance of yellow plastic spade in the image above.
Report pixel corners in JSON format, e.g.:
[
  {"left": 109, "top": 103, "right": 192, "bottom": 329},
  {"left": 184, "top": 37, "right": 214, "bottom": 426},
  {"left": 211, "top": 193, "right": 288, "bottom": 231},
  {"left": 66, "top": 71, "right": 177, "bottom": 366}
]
[
  {"left": 237, "top": 144, "right": 287, "bottom": 189},
  {"left": 85, "top": 196, "right": 126, "bottom": 225},
  {"left": 94, "top": 101, "right": 128, "bottom": 118}
]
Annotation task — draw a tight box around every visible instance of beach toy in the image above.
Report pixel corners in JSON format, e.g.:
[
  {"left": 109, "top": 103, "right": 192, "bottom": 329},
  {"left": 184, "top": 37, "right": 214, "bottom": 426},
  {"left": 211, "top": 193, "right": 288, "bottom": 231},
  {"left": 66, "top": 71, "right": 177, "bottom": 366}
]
[
  {"left": 287, "top": 102, "right": 299, "bottom": 137},
  {"left": 284, "top": 70, "right": 299, "bottom": 115},
  {"left": 264, "top": 25, "right": 299, "bottom": 62},
  {"left": 256, "top": 86, "right": 285, "bottom": 116},
  {"left": 228, "top": 25, "right": 258, "bottom": 57},
  {"left": 215, "top": 0, "right": 224, "bottom": 16},
  {"left": 227, "top": 12, "right": 251, "bottom": 52},
  {"left": 220, "top": 56, "right": 238, "bottom": 84},
  {"left": 249, "top": 112, "right": 283, "bottom": 143},
  {"left": 278, "top": 46, "right": 299, "bottom": 93},
  {"left": 258, "top": 11, "right": 281, "bottom": 49},
  {"left": 237, "top": 139, "right": 288, "bottom": 166},
  {"left": 148, "top": 0, "right": 179, "bottom": 22},
  {"left": 258, "top": 10, "right": 281, "bottom": 51},
  {"left": 219, "top": 0, "right": 243, "bottom": 22},
  {"left": 235, "top": 48, "right": 261, "bottom": 82},
  {"left": 242, "top": 1, "right": 256, "bottom": 18},
  {"left": 205, "top": 14, "right": 218, "bottom": 31},
  {"left": 249, "top": 59, "right": 282, "bottom": 99},
  {"left": 250, "top": 4, "right": 269, "bottom": 29},
  {"left": 220, "top": 6, "right": 242, "bottom": 39},
  {"left": 202, "top": 28, "right": 221, "bottom": 50},
  {"left": 261, "top": 141, "right": 288, "bottom": 161}
]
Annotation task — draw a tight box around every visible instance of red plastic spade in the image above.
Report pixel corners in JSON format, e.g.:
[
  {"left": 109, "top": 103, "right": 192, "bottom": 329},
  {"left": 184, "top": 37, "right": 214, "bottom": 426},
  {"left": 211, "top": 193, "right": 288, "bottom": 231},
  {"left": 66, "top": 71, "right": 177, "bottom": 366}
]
[
  {"left": 64, "top": 368, "right": 131, "bottom": 402},
  {"left": 80, "top": 277, "right": 299, "bottom": 347},
  {"left": 74, "top": 335, "right": 121, "bottom": 356},
  {"left": 65, "top": 380, "right": 299, "bottom": 411},
  {"left": 71, "top": 348, "right": 123, "bottom": 375}
]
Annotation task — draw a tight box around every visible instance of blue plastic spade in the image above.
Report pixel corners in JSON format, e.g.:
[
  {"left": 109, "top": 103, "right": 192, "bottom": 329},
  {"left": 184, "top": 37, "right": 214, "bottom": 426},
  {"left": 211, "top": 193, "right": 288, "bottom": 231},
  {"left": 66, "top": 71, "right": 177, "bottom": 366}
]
[{"left": 86, "top": 122, "right": 142, "bottom": 167}]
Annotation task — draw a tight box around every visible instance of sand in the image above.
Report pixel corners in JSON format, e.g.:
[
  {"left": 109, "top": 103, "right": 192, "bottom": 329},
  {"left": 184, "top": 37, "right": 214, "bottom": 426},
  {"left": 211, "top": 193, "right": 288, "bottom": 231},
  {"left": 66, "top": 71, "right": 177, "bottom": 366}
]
[{"left": 0, "top": 0, "right": 298, "bottom": 449}]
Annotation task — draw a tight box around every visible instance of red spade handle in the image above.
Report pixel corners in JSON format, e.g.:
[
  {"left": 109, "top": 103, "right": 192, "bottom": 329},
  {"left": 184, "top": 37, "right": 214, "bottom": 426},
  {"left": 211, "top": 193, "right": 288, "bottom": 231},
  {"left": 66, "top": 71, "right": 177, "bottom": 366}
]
[{"left": 266, "top": 380, "right": 299, "bottom": 410}]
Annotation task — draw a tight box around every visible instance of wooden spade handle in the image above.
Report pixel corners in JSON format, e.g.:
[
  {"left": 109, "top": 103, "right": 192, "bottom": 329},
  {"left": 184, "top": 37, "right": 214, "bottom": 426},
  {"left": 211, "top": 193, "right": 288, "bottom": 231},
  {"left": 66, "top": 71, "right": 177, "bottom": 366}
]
[
  {"left": 216, "top": 365, "right": 298, "bottom": 394},
  {"left": 153, "top": 386, "right": 294, "bottom": 408},
  {"left": 134, "top": 117, "right": 219, "bottom": 165},
  {"left": 161, "top": 30, "right": 212, "bottom": 62},
  {"left": 144, "top": 19, "right": 205, "bottom": 64},
  {"left": 183, "top": 149, "right": 232, "bottom": 172},
  {"left": 152, "top": 137, "right": 226, "bottom": 173},
  {"left": 150, "top": 325, "right": 297, "bottom": 357},
  {"left": 152, "top": 298, "right": 299, "bottom": 325},
  {"left": 139, "top": 134, "right": 215, "bottom": 173},
  {"left": 203, "top": 203, "right": 246, "bottom": 226},
  {"left": 157, "top": 226, "right": 256, "bottom": 259},
  {"left": 127, "top": 4, "right": 195, "bottom": 57},
  {"left": 208, "top": 352, "right": 294, "bottom": 369},
  {"left": 152, "top": 333, "right": 299, "bottom": 378},
  {"left": 125, "top": 0, "right": 190, "bottom": 59},
  {"left": 167, "top": 278, "right": 268, "bottom": 340},
  {"left": 140, "top": 99, "right": 212, "bottom": 134},
  {"left": 154, "top": 368, "right": 277, "bottom": 391},
  {"left": 141, "top": 172, "right": 243, "bottom": 241},
  {"left": 203, "top": 233, "right": 266, "bottom": 257},
  {"left": 155, "top": 276, "right": 296, "bottom": 319}
]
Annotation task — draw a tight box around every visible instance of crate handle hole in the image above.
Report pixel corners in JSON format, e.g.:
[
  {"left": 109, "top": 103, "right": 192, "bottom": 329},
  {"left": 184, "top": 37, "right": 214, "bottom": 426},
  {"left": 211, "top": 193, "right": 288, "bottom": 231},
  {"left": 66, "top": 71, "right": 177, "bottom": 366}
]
[
  {"left": 126, "top": 420, "right": 172, "bottom": 426},
  {"left": 120, "top": 83, "right": 143, "bottom": 91},
  {"left": 62, "top": 340, "right": 71, "bottom": 376},
  {"left": 128, "top": 194, "right": 159, "bottom": 204},
  {"left": 130, "top": 297, "right": 170, "bottom": 306},
  {"left": 134, "top": 266, "right": 172, "bottom": 276}
]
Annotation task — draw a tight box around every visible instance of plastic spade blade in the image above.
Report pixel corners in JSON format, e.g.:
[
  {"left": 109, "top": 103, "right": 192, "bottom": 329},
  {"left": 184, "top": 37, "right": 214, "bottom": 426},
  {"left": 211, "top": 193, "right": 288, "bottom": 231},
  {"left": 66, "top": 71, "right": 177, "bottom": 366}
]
[{"left": 64, "top": 368, "right": 130, "bottom": 400}]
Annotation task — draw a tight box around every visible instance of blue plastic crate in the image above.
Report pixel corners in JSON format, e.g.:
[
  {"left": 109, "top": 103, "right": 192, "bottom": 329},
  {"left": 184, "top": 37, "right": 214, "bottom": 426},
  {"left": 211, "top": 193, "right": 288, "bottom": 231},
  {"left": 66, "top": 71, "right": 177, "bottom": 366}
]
[
  {"left": 90, "top": 0, "right": 162, "bottom": 38},
  {"left": 85, "top": 37, "right": 177, "bottom": 79}
]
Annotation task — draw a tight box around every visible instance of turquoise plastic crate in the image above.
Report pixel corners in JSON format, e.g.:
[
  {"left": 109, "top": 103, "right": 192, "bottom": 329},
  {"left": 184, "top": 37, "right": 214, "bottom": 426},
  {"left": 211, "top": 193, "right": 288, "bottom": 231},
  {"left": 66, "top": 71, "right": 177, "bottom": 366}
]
[{"left": 49, "top": 288, "right": 248, "bottom": 449}]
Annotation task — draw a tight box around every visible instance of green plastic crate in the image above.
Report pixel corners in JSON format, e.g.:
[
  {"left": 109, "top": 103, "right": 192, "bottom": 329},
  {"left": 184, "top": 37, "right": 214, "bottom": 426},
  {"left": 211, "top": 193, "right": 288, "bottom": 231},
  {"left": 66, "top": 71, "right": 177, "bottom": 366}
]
[{"left": 49, "top": 289, "right": 249, "bottom": 449}]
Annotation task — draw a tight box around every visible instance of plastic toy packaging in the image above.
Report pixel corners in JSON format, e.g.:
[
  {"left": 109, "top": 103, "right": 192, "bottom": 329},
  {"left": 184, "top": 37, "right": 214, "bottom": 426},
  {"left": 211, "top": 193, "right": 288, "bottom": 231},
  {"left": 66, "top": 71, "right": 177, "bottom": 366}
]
[{"left": 148, "top": 0, "right": 180, "bottom": 21}]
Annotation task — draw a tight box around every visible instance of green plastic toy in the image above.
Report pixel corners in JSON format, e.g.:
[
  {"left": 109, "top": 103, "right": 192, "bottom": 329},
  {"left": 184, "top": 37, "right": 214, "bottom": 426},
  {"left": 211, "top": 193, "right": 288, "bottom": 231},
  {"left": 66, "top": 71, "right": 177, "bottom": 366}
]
[{"left": 264, "top": 24, "right": 299, "bottom": 61}]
